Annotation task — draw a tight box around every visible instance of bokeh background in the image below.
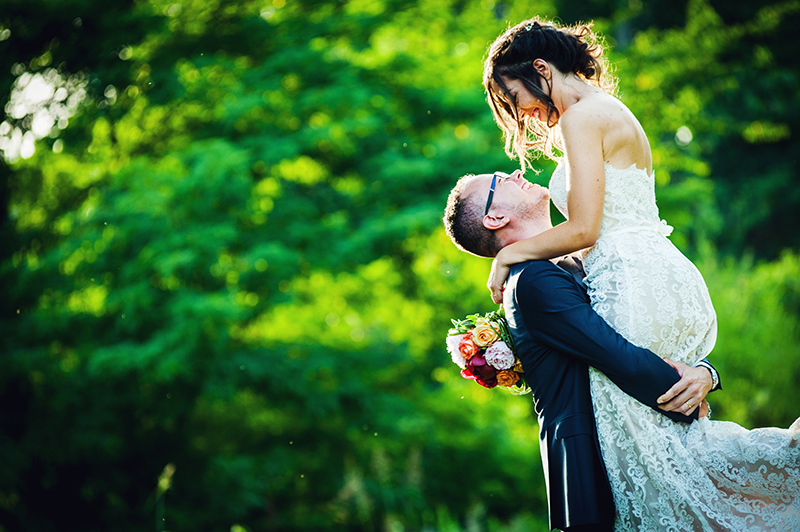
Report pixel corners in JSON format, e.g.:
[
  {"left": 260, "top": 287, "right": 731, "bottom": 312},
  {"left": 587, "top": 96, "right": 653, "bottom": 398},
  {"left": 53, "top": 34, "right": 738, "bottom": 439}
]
[{"left": 1, "top": 0, "right": 799, "bottom": 530}]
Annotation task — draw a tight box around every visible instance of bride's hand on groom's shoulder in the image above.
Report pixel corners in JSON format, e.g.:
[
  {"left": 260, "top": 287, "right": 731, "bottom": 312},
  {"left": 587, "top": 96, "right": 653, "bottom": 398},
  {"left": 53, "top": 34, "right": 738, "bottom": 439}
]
[{"left": 657, "top": 359, "right": 713, "bottom": 417}]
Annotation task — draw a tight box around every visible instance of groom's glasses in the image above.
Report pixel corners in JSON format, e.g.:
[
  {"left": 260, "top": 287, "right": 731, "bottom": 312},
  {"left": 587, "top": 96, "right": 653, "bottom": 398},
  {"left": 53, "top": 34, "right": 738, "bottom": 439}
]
[{"left": 484, "top": 172, "right": 505, "bottom": 216}]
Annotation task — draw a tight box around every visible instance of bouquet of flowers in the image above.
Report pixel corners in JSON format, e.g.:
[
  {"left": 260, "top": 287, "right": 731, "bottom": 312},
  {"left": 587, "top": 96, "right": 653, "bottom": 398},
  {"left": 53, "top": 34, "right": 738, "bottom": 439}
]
[{"left": 446, "top": 308, "right": 529, "bottom": 394}]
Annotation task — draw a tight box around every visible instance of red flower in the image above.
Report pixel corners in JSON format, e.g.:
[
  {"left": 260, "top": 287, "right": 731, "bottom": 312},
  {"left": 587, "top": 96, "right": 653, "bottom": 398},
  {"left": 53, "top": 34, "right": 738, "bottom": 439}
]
[{"left": 461, "top": 354, "right": 498, "bottom": 389}]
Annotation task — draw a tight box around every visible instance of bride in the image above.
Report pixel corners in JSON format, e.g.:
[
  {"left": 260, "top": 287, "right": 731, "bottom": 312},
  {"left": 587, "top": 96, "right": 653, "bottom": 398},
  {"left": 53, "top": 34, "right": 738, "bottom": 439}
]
[{"left": 481, "top": 18, "right": 800, "bottom": 531}]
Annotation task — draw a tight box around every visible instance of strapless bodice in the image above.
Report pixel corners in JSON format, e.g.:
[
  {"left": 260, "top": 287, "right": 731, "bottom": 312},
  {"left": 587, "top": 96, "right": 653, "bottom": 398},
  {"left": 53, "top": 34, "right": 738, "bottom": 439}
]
[{"left": 548, "top": 162, "right": 672, "bottom": 238}]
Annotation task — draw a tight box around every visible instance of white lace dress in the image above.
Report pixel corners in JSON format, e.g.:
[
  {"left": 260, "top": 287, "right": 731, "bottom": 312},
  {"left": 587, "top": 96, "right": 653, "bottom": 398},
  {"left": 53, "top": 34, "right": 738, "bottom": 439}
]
[{"left": 549, "top": 162, "right": 800, "bottom": 531}]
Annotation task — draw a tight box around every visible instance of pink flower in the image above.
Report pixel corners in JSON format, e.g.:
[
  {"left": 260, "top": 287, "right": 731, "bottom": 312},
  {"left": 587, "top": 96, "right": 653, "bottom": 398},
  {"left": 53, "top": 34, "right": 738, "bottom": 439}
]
[{"left": 484, "top": 340, "right": 515, "bottom": 370}]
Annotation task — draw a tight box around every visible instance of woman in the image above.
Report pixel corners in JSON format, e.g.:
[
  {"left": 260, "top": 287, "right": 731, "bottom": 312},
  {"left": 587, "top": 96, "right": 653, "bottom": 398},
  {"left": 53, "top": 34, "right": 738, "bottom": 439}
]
[{"left": 482, "top": 18, "right": 800, "bottom": 531}]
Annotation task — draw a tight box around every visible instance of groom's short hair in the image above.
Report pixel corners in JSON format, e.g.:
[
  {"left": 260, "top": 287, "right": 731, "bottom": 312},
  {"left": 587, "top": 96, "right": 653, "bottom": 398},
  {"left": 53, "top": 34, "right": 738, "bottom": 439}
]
[{"left": 443, "top": 174, "right": 502, "bottom": 258}]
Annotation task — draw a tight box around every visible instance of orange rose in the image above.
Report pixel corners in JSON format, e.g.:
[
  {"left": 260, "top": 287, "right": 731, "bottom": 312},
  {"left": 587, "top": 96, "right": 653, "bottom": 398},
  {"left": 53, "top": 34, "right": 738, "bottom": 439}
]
[
  {"left": 472, "top": 318, "right": 499, "bottom": 347},
  {"left": 496, "top": 370, "right": 520, "bottom": 387},
  {"left": 458, "top": 333, "right": 478, "bottom": 361}
]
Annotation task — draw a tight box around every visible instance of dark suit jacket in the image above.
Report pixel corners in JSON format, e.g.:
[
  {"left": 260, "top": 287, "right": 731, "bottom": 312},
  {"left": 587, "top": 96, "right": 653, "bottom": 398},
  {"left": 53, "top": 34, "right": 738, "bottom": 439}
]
[{"left": 503, "top": 259, "right": 697, "bottom": 531}]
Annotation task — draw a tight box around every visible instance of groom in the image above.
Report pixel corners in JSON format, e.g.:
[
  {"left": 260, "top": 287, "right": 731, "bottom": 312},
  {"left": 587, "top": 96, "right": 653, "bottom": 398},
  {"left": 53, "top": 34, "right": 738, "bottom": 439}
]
[{"left": 443, "top": 172, "right": 719, "bottom": 532}]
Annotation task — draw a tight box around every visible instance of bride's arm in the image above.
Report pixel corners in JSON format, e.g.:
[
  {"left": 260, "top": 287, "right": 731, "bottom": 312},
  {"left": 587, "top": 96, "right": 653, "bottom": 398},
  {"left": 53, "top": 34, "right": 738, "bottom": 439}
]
[{"left": 487, "top": 111, "right": 606, "bottom": 303}]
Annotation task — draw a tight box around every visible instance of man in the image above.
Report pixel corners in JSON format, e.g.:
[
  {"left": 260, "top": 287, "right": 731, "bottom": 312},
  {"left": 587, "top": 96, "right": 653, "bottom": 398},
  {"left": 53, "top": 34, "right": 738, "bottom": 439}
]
[{"left": 442, "top": 171, "right": 720, "bottom": 532}]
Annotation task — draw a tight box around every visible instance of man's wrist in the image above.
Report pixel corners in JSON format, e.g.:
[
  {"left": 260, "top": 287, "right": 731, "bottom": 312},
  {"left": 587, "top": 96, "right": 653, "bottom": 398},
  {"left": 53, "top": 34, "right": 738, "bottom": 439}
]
[{"left": 694, "top": 360, "right": 720, "bottom": 391}]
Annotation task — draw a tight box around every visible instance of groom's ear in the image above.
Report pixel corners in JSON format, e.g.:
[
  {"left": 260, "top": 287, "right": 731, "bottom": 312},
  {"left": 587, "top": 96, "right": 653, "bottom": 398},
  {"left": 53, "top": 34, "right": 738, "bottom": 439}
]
[{"left": 482, "top": 213, "right": 510, "bottom": 231}]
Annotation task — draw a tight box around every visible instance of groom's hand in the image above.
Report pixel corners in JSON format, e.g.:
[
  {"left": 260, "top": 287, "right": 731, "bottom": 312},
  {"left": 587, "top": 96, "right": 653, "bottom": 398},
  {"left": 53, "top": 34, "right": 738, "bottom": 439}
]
[{"left": 656, "top": 359, "right": 713, "bottom": 417}]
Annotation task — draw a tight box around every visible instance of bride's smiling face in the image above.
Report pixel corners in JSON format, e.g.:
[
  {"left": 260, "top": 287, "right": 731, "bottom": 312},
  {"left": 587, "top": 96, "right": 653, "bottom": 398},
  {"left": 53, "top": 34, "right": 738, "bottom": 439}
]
[{"left": 502, "top": 76, "right": 552, "bottom": 124}]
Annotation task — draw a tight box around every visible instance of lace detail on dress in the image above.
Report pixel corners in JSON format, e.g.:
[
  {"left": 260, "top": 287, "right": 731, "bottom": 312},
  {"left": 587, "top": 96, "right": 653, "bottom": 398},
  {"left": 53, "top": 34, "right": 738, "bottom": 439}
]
[
  {"left": 549, "top": 162, "right": 672, "bottom": 238},
  {"left": 549, "top": 162, "right": 800, "bottom": 531}
]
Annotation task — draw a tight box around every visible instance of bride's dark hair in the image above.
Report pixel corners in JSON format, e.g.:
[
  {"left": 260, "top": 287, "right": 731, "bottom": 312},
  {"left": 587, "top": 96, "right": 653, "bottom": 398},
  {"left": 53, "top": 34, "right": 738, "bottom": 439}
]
[{"left": 483, "top": 18, "right": 616, "bottom": 168}]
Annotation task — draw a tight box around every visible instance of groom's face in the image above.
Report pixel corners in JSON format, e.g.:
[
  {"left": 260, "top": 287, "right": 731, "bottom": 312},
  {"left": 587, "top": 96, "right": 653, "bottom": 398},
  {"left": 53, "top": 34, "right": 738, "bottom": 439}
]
[{"left": 470, "top": 171, "right": 550, "bottom": 216}]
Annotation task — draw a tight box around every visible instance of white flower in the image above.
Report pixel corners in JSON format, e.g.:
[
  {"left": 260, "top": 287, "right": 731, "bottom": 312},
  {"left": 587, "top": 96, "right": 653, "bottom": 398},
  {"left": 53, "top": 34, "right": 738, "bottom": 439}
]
[
  {"left": 446, "top": 333, "right": 466, "bottom": 369},
  {"left": 484, "top": 340, "right": 515, "bottom": 370}
]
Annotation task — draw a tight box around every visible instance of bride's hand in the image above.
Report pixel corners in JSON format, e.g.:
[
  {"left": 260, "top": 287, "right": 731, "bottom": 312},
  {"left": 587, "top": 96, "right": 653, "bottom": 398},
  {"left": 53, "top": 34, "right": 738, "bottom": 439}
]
[{"left": 488, "top": 251, "right": 510, "bottom": 304}]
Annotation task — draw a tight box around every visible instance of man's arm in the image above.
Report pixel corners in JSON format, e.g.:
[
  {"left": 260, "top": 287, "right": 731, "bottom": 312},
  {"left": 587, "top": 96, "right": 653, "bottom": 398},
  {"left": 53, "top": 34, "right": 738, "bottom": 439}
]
[
  {"left": 514, "top": 264, "right": 700, "bottom": 424},
  {"left": 565, "top": 255, "right": 720, "bottom": 417}
]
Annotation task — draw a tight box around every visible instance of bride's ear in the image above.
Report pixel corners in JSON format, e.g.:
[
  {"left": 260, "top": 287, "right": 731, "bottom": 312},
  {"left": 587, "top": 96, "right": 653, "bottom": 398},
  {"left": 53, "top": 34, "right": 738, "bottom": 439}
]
[
  {"left": 532, "top": 58, "right": 550, "bottom": 80},
  {"left": 483, "top": 213, "right": 510, "bottom": 231}
]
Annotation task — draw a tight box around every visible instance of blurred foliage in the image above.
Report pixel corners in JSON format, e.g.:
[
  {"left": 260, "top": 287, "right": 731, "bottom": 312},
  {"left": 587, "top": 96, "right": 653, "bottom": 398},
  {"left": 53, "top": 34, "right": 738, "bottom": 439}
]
[
  {"left": 0, "top": 0, "right": 798, "bottom": 530},
  {"left": 699, "top": 251, "right": 800, "bottom": 428}
]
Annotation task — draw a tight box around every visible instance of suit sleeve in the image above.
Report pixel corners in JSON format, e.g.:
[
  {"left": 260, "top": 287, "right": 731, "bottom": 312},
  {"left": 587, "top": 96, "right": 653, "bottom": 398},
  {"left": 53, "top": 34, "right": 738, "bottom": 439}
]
[{"left": 515, "top": 265, "right": 697, "bottom": 424}]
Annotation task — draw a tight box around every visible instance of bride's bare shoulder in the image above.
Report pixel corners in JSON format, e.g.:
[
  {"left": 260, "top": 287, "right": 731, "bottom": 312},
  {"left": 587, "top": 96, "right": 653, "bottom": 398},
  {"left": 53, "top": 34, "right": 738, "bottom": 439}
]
[
  {"left": 559, "top": 95, "right": 609, "bottom": 131},
  {"left": 562, "top": 93, "right": 636, "bottom": 133}
]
